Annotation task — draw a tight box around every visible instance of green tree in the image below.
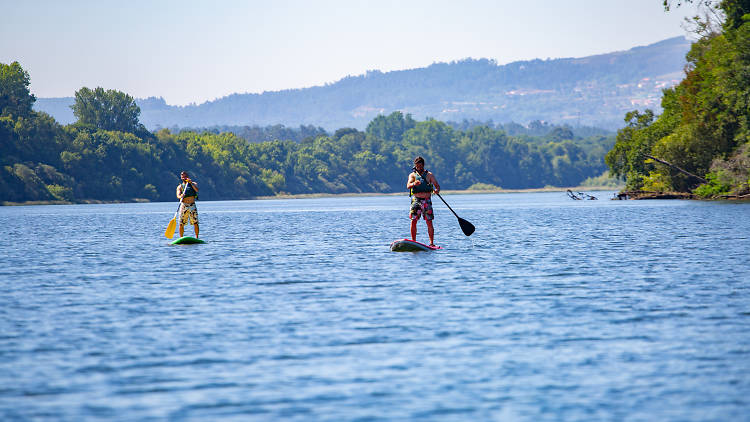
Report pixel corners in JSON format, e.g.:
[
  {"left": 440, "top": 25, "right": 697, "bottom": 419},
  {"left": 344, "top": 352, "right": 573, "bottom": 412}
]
[
  {"left": 400, "top": 119, "right": 458, "bottom": 181},
  {"left": 72, "top": 87, "right": 144, "bottom": 133},
  {"left": 366, "top": 111, "right": 417, "bottom": 142},
  {"left": 608, "top": 2, "right": 750, "bottom": 194},
  {"left": 0, "top": 61, "right": 35, "bottom": 118}
]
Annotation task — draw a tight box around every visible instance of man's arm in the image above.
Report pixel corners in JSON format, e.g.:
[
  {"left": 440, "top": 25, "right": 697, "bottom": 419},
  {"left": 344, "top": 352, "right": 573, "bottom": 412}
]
[
  {"left": 429, "top": 173, "right": 440, "bottom": 194},
  {"left": 406, "top": 173, "right": 418, "bottom": 189}
]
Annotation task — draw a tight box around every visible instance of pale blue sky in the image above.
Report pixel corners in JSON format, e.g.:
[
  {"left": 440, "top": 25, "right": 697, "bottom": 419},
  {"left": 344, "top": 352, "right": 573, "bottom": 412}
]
[{"left": 1, "top": 0, "right": 698, "bottom": 105}]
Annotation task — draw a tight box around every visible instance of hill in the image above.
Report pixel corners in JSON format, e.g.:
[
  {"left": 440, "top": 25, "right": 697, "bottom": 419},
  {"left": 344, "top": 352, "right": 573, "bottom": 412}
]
[
  {"left": 34, "top": 37, "right": 690, "bottom": 131},
  {"left": 4, "top": 60, "right": 617, "bottom": 204}
]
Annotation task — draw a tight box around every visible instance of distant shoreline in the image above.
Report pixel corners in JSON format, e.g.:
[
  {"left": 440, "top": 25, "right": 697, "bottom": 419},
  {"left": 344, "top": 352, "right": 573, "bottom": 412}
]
[
  {"left": 1, "top": 186, "right": 620, "bottom": 206},
  {"left": 253, "top": 186, "right": 620, "bottom": 201}
]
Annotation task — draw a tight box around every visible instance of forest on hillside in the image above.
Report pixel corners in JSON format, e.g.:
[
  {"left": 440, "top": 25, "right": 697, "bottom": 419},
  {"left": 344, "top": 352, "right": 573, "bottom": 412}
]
[
  {"left": 606, "top": 0, "right": 750, "bottom": 199},
  {"left": 11, "top": 2, "right": 747, "bottom": 204},
  {"left": 33, "top": 37, "right": 690, "bottom": 131},
  {"left": 1, "top": 62, "right": 616, "bottom": 204}
]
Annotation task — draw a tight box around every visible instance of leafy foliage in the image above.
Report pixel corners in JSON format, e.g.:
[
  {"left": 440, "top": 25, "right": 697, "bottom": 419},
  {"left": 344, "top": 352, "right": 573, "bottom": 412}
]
[
  {"left": 2, "top": 63, "right": 617, "bottom": 204},
  {"left": 695, "top": 142, "right": 750, "bottom": 197},
  {"left": 578, "top": 171, "right": 624, "bottom": 188},
  {"left": 606, "top": 4, "right": 750, "bottom": 196},
  {"left": 171, "top": 123, "right": 328, "bottom": 144},
  {"left": 0, "top": 62, "right": 36, "bottom": 119},
  {"left": 72, "top": 87, "right": 146, "bottom": 134}
]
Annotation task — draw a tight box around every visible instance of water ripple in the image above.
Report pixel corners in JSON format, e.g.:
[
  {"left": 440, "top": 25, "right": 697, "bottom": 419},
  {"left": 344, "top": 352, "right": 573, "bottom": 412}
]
[{"left": 1, "top": 194, "right": 749, "bottom": 420}]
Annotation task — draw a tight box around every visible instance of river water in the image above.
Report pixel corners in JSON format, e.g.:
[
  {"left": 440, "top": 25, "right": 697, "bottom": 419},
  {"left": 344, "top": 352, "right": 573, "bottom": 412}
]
[{"left": 1, "top": 192, "right": 749, "bottom": 421}]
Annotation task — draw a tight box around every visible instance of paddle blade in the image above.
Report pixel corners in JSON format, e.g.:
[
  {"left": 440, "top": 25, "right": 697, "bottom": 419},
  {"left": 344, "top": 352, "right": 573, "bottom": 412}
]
[
  {"left": 164, "top": 217, "right": 177, "bottom": 238},
  {"left": 458, "top": 217, "right": 475, "bottom": 236}
]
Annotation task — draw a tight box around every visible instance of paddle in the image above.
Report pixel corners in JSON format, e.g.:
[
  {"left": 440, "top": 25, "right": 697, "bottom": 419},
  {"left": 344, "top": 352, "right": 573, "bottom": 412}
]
[
  {"left": 434, "top": 192, "right": 475, "bottom": 236},
  {"left": 164, "top": 201, "right": 182, "bottom": 239}
]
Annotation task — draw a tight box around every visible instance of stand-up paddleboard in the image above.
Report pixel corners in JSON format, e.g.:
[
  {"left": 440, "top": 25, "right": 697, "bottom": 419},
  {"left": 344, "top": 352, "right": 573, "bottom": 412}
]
[
  {"left": 390, "top": 238, "right": 442, "bottom": 252},
  {"left": 170, "top": 236, "right": 205, "bottom": 245}
]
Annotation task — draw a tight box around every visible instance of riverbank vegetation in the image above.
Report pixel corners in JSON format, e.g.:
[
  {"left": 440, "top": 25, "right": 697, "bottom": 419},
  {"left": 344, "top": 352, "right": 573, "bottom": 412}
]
[
  {"left": 606, "top": 1, "right": 750, "bottom": 199},
  {"left": 1, "top": 61, "right": 617, "bottom": 204}
]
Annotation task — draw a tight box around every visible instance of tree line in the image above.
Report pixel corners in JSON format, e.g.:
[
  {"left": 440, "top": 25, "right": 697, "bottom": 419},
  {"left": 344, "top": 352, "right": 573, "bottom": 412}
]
[
  {"left": 1, "top": 61, "right": 616, "bottom": 204},
  {"left": 7, "top": 4, "right": 746, "bottom": 203},
  {"left": 606, "top": 0, "right": 750, "bottom": 198}
]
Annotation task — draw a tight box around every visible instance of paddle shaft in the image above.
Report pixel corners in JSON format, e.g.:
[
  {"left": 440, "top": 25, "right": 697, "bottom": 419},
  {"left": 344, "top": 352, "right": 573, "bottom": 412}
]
[
  {"left": 412, "top": 168, "right": 474, "bottom": 236},
  {"left": 174, "top": 200, "right": 183, "bottom": 218},
  {"left": 174, "top": 181, "right": 194, "bottom": 219},
  {"left": 434, "top": 192, "right": 459, "bottom": 219},
  {"left": 164, "top": 181, "right": 192, "bottom": 238},
  {"left": 412, "top": 169, "right": 452, "bottom": 215}
]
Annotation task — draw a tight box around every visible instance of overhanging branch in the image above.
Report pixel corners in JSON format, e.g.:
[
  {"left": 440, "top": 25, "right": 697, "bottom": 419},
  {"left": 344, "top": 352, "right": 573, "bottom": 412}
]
[{"left": 644, "top": 154, "right": 708, "bottom": 183}]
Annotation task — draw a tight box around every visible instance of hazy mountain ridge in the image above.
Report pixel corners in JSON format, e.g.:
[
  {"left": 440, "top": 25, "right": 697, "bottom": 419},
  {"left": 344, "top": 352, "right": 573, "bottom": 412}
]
[{"left": 34, "top": 36, "right": 690, "bottom": 131}]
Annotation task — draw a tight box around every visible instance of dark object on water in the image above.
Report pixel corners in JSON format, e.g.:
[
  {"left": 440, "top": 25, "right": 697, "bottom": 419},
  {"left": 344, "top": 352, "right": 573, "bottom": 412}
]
[
  {"left": 613, "top": 190, "right": 695, "bottom": 200},
  {"left": 390, "top": 239, "right": 442, "bottom": 252},
  {"left": 567, "top": 190, "right": 597, "bottom": 200}
]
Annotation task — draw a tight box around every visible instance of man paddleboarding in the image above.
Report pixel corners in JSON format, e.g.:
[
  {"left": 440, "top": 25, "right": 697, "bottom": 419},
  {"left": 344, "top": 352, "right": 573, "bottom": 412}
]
[
  {"left": 406, "top": 156, "right": 440, "bottom": 246},
  {"left": 176, "top": 171, "right": 199, "bottom": 238}
]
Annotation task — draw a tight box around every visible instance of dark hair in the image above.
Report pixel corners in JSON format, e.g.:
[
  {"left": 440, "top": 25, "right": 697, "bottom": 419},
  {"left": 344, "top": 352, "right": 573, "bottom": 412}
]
[{"left": 413, "top": 156, "right": 425, "bottom": 165}]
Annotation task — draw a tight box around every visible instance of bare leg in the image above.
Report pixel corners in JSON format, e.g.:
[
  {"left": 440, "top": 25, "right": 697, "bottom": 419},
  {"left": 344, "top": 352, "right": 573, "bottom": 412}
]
[
  {"left": 194, "top": 223, "right": 199, "bottom": 238},
  {"left": 426, "top": 220, "right": 435, "bottom": 246},
  {"left": 410, "top": 218, "right": 418, "bottom": 241},
  {"left": 178, "top": 205, "right": 184, "bottom": 237}
]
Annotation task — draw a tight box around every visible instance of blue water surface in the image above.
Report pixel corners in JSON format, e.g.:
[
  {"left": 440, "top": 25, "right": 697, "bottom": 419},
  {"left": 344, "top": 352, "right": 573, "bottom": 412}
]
[{"left": 1, "top": 192, "right": 749, "bottom": 421}]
